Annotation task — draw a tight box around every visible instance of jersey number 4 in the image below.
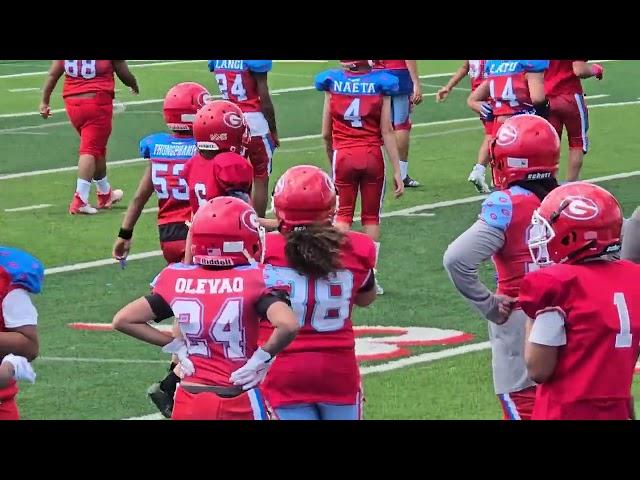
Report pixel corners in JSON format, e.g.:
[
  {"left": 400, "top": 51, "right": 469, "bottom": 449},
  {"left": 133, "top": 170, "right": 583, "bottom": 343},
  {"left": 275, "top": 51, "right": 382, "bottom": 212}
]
[
  {"left": 64, "top": 60, "right": 97, "bottom": 79},
  {"left": 489, "top": 77, "right": 519, "bottom": 109},
  {"left": 215, "top": 73, "right": 248, "bottom": 102},
  {"left": 344, "top": 98, "right": 363, "bottom": 128}
]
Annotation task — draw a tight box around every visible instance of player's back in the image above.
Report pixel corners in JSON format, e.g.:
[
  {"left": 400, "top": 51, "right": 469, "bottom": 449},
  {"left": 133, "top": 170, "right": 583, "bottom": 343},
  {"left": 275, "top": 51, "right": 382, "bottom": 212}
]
[
  {"left": 480, "top": 186, "right": 541, "bottom": 298},
  {"left": 61, "top": 60, "right": 115, "bottom": 98},
  {"left": 314, "top": 69, "right": 399, "bottom": 149},
  {"left": 485, "top": 60, "right": 548, "bottom": 116},
  {"left": 544, "top": 60, "right": 584, "bottom": 97},
  {"left": 181, "top": 153, "right": 222, "bottom": 215},
  {"left": 152, "top": 262, "right": 270, "bottom": 388},
  {"left": 522, "top": 260, "right": 640, "bottom": 420},
  {"left": 209, "top": 60, "right": 271, "bottom": 113},
  {"left": 262, "top": 230, "right": 376, "bottom": 352},
  {"left": 140, "top": 132, "right": 196, "bottom": 225}
]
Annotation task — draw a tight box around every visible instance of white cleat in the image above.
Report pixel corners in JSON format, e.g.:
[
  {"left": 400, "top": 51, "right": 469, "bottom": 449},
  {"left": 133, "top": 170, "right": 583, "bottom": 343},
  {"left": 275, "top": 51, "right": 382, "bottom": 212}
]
[{"left": 468, "top": 164, "right": 491, "bottom": 194}]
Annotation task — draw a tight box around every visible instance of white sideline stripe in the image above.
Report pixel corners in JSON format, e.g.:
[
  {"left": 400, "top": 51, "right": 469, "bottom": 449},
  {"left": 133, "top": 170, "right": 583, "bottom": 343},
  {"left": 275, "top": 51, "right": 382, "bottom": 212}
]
[
  {"left": 9, "top": 87, "right": 40, "bottom": 92},
  {"left": 124, "top": 340, "right": 493, "bottom": 419},
  {"left": 44, "top": 250, "right": 162, "bottom": 275},
  {"left": 43, "top": 168, "right": 640, "bottom": 277},
  {"left": 0, "top": 120, "right": 69, "bottom": 134},
  {"left": 4, "top": 203, "right": 52, "bottom": 212}
]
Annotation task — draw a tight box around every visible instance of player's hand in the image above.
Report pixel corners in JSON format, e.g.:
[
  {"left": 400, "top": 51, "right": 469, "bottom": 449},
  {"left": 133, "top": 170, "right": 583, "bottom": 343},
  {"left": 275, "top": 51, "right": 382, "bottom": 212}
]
[
  {"left": 393, "top": 172, "right": 404, "bottom": 198},
  {"left": 259, "top": 218, "right": 279, "bottom": 231},
  {"left": 436, "top": 87, "right": 451, "bottom": 103},
  {"left": 162, "top": 338, "right": 195, "bottom": 376},
  {"left": 412, "top": 83, "right": 423, "bottom": 105},
  {"left": 480, "top": 102, "right": 494, "bottom": 121},
  {"left": 591, "top": 63, "right": 604, "bottom": 80},
  {"left": 271, "top": 131, "right": 280, "bottom": 148},
  {"left": 229, "top": 347, "right": 273, "bottom": 390},
  {"left": 113, "top": 237, "right": 131, "bottom": 261},
  {"left": 39, "top": 102, "right": 51, "bottom": 119},
  {"left": 130, "top": 84, "right": 140, "bottom": 95},
  {"left": 494, "top": 294, "right": 517, "bottom": 324},
  {"left": 2, "top": 354, "right": 36, "bottom": 384}
]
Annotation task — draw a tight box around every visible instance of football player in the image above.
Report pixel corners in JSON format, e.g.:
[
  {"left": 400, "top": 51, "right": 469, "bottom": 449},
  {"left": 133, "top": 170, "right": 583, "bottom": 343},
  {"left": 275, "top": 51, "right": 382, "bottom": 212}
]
[
  {"left": 521, "top": 182, "right": 640, "bottom": 420},
  {"left": 315, "top": 59, "right": 404, "bottom": 295},
  {"left": 208, "top": 60, "right": 279, "bottom": 218},
  {"left": 40, "top": 60, "right": 139, "bottom": 214},
  {"left": 260, "top": 165, "right": 377, "bottom": 420},
  {"left": 621, "top": 207, "right": 640, "bottom": 263},
  {"left": 443, "top": 115, "right": 560, "bottom": 420},
  {"left": 113, "top": 197, "right": 300, "bottom": 420}
]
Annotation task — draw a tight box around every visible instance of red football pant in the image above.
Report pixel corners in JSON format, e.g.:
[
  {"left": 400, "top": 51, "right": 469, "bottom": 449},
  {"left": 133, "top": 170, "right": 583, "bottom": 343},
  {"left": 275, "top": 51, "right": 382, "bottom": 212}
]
[
  {"left": 160, "top": 240, "right": 186, "bottom": 264},
  {"left": 482, "top": 118, "right": 495, "bottom": 135},
  {"left": 0, "top": 398, "right": 19, "bottom": 420},
  {"left": 497, "top": 386, "right": 537, "bottom": 420},
  {"left": 548, "top": 93, "right": 589, "bottom": 153},
  {"left": 171, "top": 385, "right": 269, "bottom": 420},
  {"left": 332, "top": 146, "right": 385, "bottom": 226},
  {"left": 64, "top": 92, "right": 114, "bottom": 157},
  {"left": 247, "top": 134, "right": 275, "bottom": 179}
]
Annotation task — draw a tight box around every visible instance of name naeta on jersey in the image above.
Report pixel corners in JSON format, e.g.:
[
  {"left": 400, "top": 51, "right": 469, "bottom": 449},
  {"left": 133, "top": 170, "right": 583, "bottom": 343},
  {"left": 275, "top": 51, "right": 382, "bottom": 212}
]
[
  {"left": 330, "top": 80, "right": 379, "bottom": 95},
  {"left": 174, "top": 276, "right": 244, "bottom": 295}
]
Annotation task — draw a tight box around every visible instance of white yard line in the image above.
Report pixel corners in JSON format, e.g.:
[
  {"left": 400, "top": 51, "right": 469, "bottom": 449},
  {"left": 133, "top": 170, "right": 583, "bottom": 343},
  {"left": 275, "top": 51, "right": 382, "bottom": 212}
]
[
  {"left": 9, "top": 87, "right": 40, "bottom": 92},
  {"left": 4, "top": 203, "right": 52, "bottom": 212},
  {"left": 44, "top": 250, "right": 162, "bottom": 275},
  {"left": 585, "top": 94, "right": 609, "bottom": 100},
  {"left": 39, "top": 356, "right": 166, "bottom": 364}
]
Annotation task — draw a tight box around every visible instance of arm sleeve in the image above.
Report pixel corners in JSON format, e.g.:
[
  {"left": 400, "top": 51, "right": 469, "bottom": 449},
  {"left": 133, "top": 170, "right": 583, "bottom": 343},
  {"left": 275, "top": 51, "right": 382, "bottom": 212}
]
[
  {"left": 314, "top": 70, "right": 333, "bottom": 91},
  {"left": 144, "top": 294, "right": 175, "bottom": 322},
  {"left": 443, "top": 219, "right": 506, "bottom": 323},
  {"left": 358, "top": 270, "right": 376, "bottom": 293},
  {"left": 2, "top": 289, "right": 38, "bottom": 328},
  {"left": 246, "top": 60, "right": 272, "bottom": 73},
  {"left": 621, "top": 208, "right": 640, "bottom": 263},
  {"left": 525, "top": 60, "right": 550, "bottom": 73},
  {"left": 255, "top": 290, "right": 292, "bottom": 318},
  {"left": 528, "top": 309, "right": 567, "bottom": 346}
]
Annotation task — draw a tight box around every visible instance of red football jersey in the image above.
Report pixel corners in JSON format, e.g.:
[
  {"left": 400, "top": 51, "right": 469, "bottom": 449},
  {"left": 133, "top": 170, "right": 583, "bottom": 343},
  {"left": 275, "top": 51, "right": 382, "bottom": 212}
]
[
  {"left": 209, "top": 60, "right": 272, "bottom": 113},
  {"left": 468, "top": 60, "right": 487, "bottom": 91},
  {"left": 520, "top": 260, "right": 640, "bottom": 420},
  {"left": 480, "top": 186, "right": 541, "bottom": 299},
  {"left": 260, "top": 231, "right": 376, "bottom": 407},
  {"left": 315, "top": 69, "right": 399, "bottom": 150},
  {"left": 59, "top": 60, "right": 115, "bottom": 98},
  {"left": 544, "top": 60, "right": 586, "bottom": 97},
  {"left": 485, "top": 60, "right": 549, "bottom": 117},
  {"left": 140, "top": 132, "right": 195, "bottom": 226},
  {"left": 375, "top": 60, "right": 407, "bottom": 70},
  {"left": 181, "top": 152, "right": 253, "bottom": 216},
  {"left": 152, "top": 262, "right": 286, "bottom": 387}
]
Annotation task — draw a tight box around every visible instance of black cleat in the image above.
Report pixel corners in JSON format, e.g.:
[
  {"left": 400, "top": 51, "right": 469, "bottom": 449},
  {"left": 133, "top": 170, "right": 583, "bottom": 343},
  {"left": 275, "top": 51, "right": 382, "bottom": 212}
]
[
  {"left": 147, "top": 382, "right": 174, "bottom": 419},
  {"left": 403, "top": 175, "right": 421, "bottom": 188}
]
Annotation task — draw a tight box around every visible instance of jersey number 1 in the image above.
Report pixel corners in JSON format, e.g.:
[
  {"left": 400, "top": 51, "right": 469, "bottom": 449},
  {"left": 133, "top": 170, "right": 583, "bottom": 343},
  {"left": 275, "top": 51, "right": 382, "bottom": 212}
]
[{"left": 614, "top": 292, "right": 633, "bottom": 348}]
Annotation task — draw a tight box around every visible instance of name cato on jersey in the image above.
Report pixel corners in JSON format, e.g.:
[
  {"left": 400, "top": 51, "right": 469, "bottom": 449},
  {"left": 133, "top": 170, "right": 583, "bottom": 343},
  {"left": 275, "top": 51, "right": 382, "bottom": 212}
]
[
  {"left": 331, "top": 80, "right": 379, "bottom": 95},
  {"left": 174, "top": 276, "right": 244, "bottom": 295},
  {"left": 152, "top": 143, "right": 198, "bottom": 157},
  {"left": 487, "top": 61, "right": 522, "bottom": 75}
]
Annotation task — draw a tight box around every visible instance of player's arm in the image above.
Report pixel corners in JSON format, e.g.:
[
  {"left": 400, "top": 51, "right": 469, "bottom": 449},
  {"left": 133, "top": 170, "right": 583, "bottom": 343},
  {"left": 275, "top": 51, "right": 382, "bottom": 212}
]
[
  {"left": 112, "top": 60, "right": 139, "bottom": 94},
  {"left": 112, "top": 296, "right": 175, "bottom": 346},
  {"left": 254, "top": 72, "right": 279, "bottom": 147},
  {"left": 525, "top": 71, "right": 549, "bottom": 118},
  {"left": 113, "top": 165, "right": 154, "bottom": 261},
  {"left": 467, "top": 80, "right": 491, "bottom": 115},
  {"left": 0, "top": 289, "right": 39, "bottom": 361},
  {"left": 437, "top": 60, "right": 470, "bottom": 103},
  {"left": 405, "top": 60, "right": 422, "bottom": 105},
  {"left": 355, "top": 270, "right": 377, "bottom": 307},
  {"left": 257, "top": 292, "right": 300, "bottom": 356},
  {"left": 524, "top": 311, "right": 564, "bottom": 384},
  {"left": 381, "top": 96, "right": 404, "bottom": 198},
  {"left": 443, "top": 220, "right": 514, "bottom": 324},
  {"left": 39, "top": 61, "right": 65, "bottom": 119},
  {"left": 321, "top": 92, "right": 333, "bottom": 164},
  {"left": 572, "top": 61, "right": 604, "bottom": 80},
  {"left": 621, "top": 207, "right": 640, "bottom": 263}
]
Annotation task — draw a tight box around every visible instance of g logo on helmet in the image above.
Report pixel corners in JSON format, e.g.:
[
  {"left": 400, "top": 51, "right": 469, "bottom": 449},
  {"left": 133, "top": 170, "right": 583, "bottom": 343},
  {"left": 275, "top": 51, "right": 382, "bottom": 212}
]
[
  {"left": 223, "top": 111, "right": 244, "bottom": 129},
  {"left": 561, "top": 196, "right": 599, "bottom": 220},
  {"left": 496, "top": 124, "right": 518, "bottom": 146},
  {"left": 197, "top": 91, "right": 214, "bottom": 108},
  {"left": 241, "top": 209, "right": 260, "bottom": 232}
]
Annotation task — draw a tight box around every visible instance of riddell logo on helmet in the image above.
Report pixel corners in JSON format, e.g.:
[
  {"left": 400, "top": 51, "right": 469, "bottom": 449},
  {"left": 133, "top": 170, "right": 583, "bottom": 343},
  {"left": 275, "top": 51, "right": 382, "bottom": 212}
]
[
  {"left": 496, "top": 124, "right": 518, "bottom": 146},
  {"left": 223, "top": 111, "right": 244, "bottom": 128},
  {"left": 561, "top": 196, "right": 599, "bottom": 220},
  {"left": 197, "top": 257, "right": 234, "bottom": 267},
  {"left": 210, "top": 133, "right": 228, "bottom": 141}
]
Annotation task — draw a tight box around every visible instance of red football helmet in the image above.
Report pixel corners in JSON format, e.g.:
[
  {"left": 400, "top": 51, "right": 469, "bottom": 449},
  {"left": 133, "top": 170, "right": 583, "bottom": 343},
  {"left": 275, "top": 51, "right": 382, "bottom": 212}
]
[
  {"left": 340, "top": 60, "right": 374, "bottom": 71},
  {"left": 213, "top": 152, "right": 254, "bottom": 194},
  {"left": 528, "top": 182, "right": 623, "bottom": 266},
  {"left": 490, "top": 114, "right": 560, "bottom": 189},
  {"left": 193, "top": 100, "right": 250, "bottom": 153},
  {"left": 163, "top": 82, "right": 211, "bottom": 132},
  {"left": 273, "top": 165, "right": 336, "bottom": 232},
  {"left": 190, "top": 196, "right": 262, "bottom": 267}
]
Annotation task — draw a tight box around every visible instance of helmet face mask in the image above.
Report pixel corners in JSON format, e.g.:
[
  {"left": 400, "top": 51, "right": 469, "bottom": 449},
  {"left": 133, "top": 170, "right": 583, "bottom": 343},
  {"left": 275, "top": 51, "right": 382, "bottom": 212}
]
[{"left": 528, "top": 210, "right": 556, "bottom": 267}]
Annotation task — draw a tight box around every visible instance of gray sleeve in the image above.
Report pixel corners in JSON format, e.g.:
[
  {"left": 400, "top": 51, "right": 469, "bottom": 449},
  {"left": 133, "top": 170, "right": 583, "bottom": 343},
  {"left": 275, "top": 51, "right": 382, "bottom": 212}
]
[
  {"left": 621, "top": 208, "right": 640, "bottom": 263},
  {"left": 443, "top": 219, "right": 506, "bottom": 324}
]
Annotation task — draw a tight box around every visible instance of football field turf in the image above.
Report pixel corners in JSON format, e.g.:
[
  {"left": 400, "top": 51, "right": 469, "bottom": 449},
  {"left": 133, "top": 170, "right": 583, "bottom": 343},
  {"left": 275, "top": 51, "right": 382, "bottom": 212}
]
[{"left": 1, "top": 59, "right": 639, "bottom": 419}]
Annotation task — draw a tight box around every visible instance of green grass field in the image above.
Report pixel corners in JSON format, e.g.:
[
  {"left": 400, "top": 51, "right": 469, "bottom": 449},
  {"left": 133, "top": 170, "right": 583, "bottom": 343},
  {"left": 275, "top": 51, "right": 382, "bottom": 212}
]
[{"left": 1, "top": 59, "right": 639, "bottom": 420}]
